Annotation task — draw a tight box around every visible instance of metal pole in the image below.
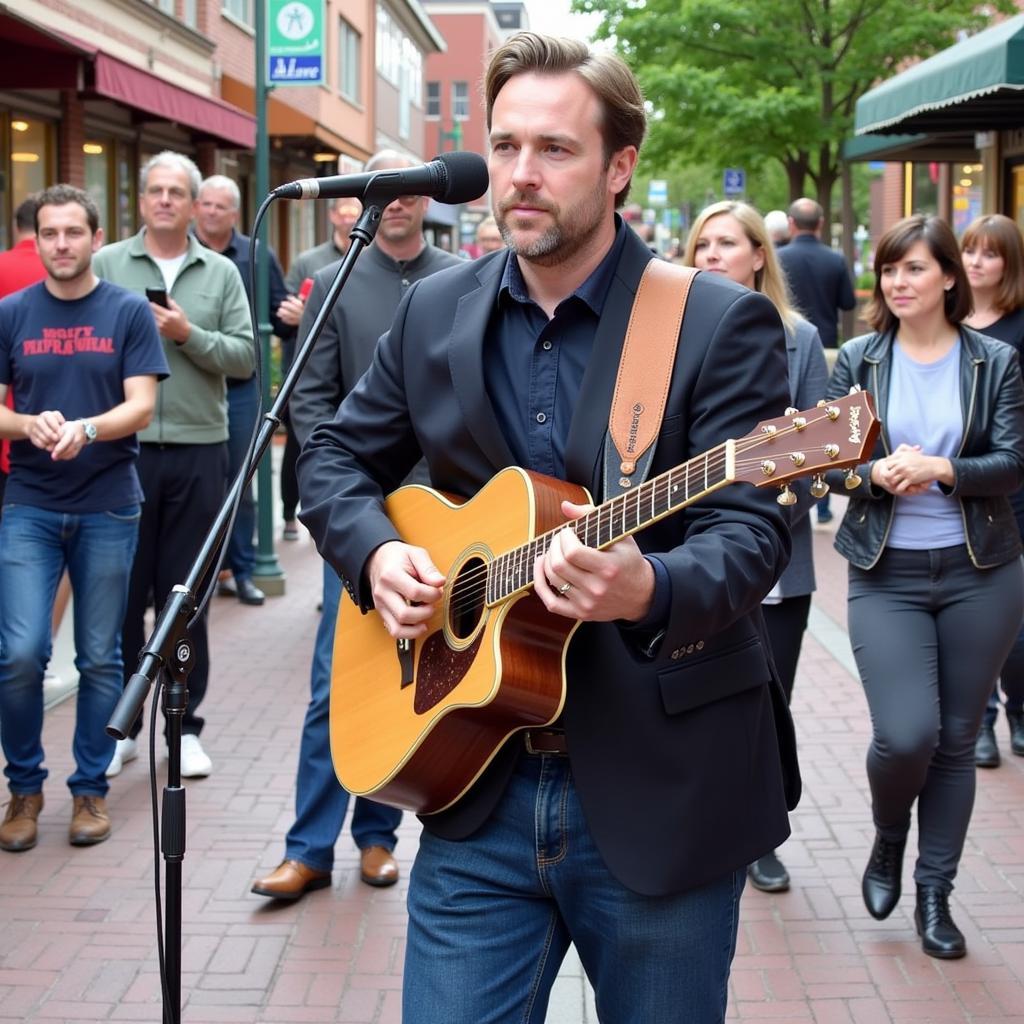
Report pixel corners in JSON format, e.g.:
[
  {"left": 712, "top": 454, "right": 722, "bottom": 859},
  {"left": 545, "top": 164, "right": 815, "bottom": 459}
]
[{"left": 253, "top": 0, "right": 286, "bottom": 593}]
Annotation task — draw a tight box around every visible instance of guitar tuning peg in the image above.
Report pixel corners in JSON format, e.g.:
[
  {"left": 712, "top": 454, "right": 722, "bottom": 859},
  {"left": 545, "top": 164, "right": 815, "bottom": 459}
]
[
  {"left": 777, "top": 484, "right": 797, "bottom": 506},
  {"left": 784, "top": 406, "right": 799, "bottom": 416},
  {"left": 816, "top": 399, "right": 827, "bottom": 408},
  {"left": 844, "top": 468, "right": 863, "bottom": 490},
  {"left": 848, "top": 384, "right": 862, "bottom": 394},
  {"left": 809, "top": 474, "right": 829, "bottom": 498}
]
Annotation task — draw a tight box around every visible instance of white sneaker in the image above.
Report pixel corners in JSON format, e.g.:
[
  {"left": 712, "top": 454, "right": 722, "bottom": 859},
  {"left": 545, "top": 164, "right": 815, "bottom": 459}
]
[
  {"left": 179, "top": 734, "right": 212, "bottom": 778},
  {"left": 106, "top": 737, "right": 138, "bottom": 777}
]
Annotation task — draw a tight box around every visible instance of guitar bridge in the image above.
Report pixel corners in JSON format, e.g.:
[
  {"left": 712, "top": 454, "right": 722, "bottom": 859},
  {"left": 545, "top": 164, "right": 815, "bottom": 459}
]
[{"left": 397, "top": 638, "right": 414, "bottom": 689}]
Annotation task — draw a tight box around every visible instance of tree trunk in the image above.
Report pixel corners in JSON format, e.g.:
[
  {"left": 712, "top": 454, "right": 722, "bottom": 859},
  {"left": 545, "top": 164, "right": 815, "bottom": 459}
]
[{"left": 840, "top": 159, "right": 857, "bottom": 345}]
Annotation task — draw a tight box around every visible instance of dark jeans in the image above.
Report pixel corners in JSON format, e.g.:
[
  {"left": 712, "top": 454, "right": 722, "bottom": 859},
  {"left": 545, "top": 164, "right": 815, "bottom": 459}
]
[
  {"left": 762, "top": 594, "right": 811, "bottom": 705},
  {"left": 405, "top": 752, "right": 744, "bottom": 1023},
  {"left": 848, "top": 545, "right": 1023, "bottom": 891},
  {"left": 122, "top": 442, "right": 228, "bottom": 738},
  {"left": 225, "top": 377, "right": 259, "bottom": 580}
]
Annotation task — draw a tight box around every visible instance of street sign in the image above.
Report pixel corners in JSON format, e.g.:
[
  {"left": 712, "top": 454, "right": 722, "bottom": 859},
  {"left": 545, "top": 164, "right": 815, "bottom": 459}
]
[
  {"left": 723, "top": 168, "right": 745, "bottom": 196},
  {"left": 647, "top": 179, "right": 668, "bottom": 206},
  {"left": 268, "top": 0, "right": 325, "bottom": 85}
]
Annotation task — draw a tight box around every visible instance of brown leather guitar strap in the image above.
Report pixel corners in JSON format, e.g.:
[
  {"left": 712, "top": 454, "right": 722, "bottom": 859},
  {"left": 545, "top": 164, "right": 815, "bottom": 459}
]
[{"left": 603, "top": 260, "right": 699, "bottom": 500}]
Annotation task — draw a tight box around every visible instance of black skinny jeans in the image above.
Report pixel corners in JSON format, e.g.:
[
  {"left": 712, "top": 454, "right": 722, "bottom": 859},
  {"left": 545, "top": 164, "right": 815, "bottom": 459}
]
[{"left": 848, "top": 545, "right": 1023, "bottom": 891}]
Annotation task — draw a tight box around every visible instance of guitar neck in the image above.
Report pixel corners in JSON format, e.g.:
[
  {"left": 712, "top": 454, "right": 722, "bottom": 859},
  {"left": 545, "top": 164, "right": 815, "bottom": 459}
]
[{"left": 486, "top": 441, "right": 735, "bottom": 604}]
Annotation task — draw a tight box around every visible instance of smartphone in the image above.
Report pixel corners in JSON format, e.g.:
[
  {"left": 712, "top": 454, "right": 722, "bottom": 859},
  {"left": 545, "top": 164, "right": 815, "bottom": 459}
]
[
  {"left": 298, "top": 277, "right": 314, "bottom": 302},
  {"left": 145, "top": 287, "right": 169, "bottom": 308}
]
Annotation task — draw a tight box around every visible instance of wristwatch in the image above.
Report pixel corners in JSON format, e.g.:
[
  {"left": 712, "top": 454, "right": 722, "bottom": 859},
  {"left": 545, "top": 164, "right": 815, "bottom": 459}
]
[{"left": 80, "top": 420, "right": 98, "bottom": 444}]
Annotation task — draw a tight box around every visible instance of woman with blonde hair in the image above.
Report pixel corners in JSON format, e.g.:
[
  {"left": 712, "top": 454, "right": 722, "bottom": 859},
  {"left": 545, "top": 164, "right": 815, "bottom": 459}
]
[
  {"left": 961, "top": 214, "right": 1024, "bottom": 767},
  {"left": 685, "top": 201, "right": 828, "bottom": 894}
]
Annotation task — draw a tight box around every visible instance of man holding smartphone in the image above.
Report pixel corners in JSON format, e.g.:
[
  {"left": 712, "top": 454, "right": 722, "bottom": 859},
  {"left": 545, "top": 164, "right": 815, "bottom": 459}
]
[{"left": 93, "top": 151, "right": 254, "bottom": 781}]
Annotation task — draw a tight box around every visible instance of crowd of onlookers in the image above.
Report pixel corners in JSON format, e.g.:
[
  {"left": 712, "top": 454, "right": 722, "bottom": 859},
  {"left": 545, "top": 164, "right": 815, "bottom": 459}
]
[{"left": 3, "top": 143, "right": 1024, "bottom": 967}]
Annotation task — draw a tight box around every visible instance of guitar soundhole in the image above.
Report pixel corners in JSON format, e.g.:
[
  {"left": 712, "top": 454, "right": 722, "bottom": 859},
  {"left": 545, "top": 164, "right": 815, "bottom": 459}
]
[{"left": 448, "top": 555, "right": 487, "bottom": 641}]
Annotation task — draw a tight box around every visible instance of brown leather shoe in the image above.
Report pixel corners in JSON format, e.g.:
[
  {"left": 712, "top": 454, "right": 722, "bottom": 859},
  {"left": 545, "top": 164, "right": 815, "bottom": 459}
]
[
  {"left": 69, "top": 795, "right": 111, "bottom": 846},
  {"left": 0, "top": 793, "right": 43, "bottom": 852},
  {"left": 359, "top": 845, "right": 399, "bottom": 887},
  {"left": 251, "top": 859, "right": 332, "bottom": 900}
]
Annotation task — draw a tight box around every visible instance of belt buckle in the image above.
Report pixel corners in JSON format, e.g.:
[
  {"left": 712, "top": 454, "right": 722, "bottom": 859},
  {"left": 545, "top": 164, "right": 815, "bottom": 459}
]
[{"left": 524, "top": 729, "right": 567, "bottom": 755}]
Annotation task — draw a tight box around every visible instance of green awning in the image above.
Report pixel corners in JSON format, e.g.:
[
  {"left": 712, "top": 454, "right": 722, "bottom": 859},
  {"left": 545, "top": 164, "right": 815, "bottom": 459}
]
[
  {"left": 842, "top": 131, "right": 978, "bottom": 163},
  {"left": 855, "top": 14, "right": 1024, "bottom": 135}
]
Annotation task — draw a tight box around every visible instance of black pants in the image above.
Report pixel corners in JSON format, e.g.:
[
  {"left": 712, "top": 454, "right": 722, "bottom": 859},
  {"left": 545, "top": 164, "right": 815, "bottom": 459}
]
[
  {"left": 762, "top": 594, "right": 811, "bottom": 706},
  {"left": 848, "top": 545, "right": 1023, "bottom": 890},
  {"left": 280, "top": 423, "right": 300, "bottom": 522},
  {"left": 122, "top": 442, "right": 228, "bottom": 738}
]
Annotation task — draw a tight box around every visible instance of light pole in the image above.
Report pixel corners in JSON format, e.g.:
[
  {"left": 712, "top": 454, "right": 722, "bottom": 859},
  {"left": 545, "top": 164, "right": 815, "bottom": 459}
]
[{"left": 253, "top": 0, "right": 286, "bottom": 595}]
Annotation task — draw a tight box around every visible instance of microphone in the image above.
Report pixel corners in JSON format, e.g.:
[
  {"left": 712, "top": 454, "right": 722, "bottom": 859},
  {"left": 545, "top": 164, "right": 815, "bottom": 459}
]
[{"left": 273, "top": 151, "right": 489, "bottom": 205}]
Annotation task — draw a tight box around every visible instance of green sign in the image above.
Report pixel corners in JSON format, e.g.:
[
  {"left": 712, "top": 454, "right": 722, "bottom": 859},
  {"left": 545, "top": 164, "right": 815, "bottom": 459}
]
[{"left": 268, "top": 0, "right": 325, "bottom": 85}]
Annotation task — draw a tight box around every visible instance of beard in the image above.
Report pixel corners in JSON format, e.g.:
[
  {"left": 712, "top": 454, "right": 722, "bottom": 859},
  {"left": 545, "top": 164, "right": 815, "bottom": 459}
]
[{"left": 495, "top": 186, "right": 607, "bottom": 268}]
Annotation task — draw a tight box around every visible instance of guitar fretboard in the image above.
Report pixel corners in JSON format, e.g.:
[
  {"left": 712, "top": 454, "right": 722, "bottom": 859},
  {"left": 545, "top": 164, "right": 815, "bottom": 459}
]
[{"left": 485, "top": 442, "right": 732, "bottom": 604}]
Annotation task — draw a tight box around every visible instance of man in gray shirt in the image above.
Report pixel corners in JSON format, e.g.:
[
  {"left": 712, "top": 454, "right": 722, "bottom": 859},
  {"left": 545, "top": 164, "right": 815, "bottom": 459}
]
[{"left": 251, "top": 151, "right": 461, "bottom": 901}]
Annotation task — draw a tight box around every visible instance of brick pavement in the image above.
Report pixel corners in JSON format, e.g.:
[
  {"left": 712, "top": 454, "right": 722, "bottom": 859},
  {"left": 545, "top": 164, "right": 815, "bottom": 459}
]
[{"left": 2, "top": 496, "right": 1023, "bottom": 1022}]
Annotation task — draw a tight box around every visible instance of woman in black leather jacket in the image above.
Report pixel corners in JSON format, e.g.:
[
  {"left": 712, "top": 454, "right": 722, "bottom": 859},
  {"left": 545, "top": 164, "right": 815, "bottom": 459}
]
[{"left": 826, "top": 215, "right": 1024, "bottom": 960}]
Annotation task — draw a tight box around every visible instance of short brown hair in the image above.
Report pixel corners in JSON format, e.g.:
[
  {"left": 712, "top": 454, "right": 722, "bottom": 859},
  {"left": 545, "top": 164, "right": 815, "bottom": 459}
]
[
  {"left": 483, "top": 32, "right": 646, "bottom": 208},
  {"left": 35, "top": 184, "right": 100, "bottom": 235},
  {"left": 961, "top": 213, "right": 1024, "bottom": 314},
  {"left": 866, "top": 215, "right": 971, "bottom": 333}
]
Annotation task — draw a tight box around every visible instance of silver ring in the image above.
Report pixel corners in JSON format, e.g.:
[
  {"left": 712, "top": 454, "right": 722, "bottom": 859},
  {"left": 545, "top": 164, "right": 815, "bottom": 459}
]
[{"left": 557, "top": 582, "right": 573, "bottom": 595}]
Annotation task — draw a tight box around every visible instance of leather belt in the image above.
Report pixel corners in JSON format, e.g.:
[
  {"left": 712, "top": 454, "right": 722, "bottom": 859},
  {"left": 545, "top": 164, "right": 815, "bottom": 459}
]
[{"left": 523, "top": 728, "right": 568, "bottom": 755}]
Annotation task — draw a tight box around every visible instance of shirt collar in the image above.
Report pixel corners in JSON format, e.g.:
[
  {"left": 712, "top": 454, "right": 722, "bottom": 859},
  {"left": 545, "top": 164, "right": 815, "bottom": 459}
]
[{"left": 499, "top": 214, "right": 627, "bottom": 317}]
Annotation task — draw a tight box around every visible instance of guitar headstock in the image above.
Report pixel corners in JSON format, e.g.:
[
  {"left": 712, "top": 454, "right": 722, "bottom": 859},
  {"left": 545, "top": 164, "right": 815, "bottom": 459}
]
[{"left": 730, "top": 388, "right": 880, "bottom": 504}]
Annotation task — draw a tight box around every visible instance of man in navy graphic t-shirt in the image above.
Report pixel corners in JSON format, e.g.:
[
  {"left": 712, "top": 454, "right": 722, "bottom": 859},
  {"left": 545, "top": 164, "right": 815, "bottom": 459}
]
[{"left": 0, "top": 185, "right": 168, "bottom": 854}]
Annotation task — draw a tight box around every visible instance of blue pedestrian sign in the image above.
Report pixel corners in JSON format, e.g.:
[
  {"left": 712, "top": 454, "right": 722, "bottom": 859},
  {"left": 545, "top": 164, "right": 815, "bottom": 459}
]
[
  {"left": 723, "top": 168, "right": 745, "bottom": 196},
  {"left": 268, "top": 0, "right": 325, "bottom": 86}
]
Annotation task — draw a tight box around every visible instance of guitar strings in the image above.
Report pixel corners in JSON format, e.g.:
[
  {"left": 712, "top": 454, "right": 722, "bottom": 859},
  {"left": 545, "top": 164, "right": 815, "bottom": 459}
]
[{"left": 441, "top": 409, "right": 856, "bottom": 619}]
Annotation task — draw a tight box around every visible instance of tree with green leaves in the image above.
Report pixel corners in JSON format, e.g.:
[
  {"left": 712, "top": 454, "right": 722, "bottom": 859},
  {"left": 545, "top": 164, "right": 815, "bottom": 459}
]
[{"left": 574, "top": 0, "right": 1013, "bottom": 225}]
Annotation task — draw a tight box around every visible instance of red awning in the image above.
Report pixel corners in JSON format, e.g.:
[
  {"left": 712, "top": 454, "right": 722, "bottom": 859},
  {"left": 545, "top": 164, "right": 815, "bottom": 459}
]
[
  {"left": 0, "top": 7, "right": 254, "bottom": 150},
  {"left": 91, "top": 54, "right": 255, "bottom": 150}
]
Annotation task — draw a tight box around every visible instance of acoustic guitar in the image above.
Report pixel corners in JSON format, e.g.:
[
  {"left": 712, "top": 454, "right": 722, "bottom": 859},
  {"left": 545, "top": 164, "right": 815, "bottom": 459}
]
[{"left": 330, "top": 389, "right": 879, "bottom": 814}]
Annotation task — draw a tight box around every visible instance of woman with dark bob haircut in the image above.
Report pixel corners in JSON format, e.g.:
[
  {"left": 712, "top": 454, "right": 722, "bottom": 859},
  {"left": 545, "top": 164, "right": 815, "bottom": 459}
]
[
  {"left": 960, "top": 214, "right": 1024, "bottom": 767},
  {"left": 826, "top": 214, "right": 1024, "bottom": 959}
]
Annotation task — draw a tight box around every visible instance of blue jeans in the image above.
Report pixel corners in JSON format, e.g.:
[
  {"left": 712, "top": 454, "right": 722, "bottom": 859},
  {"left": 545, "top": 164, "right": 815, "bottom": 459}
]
[
  {"left": 0, "top": 503, "right": 140, "bottom": 796},
  {"left": 226, "top": 377, "right": 258, "bottom": 581},
  {"left": 284, "top": 562, "right": 402, "bottom": 870},
  {"left": 404, "top": 753, "right": 744, "bottom": 1024}
]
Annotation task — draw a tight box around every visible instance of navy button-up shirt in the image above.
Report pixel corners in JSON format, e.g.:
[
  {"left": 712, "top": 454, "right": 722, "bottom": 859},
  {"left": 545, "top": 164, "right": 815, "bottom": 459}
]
[
  {"left": 484, "top": 220, "right": 627, "bottom": 480},
  {"left": 482, "top": 218, "right": 669, "bottom": 632}
]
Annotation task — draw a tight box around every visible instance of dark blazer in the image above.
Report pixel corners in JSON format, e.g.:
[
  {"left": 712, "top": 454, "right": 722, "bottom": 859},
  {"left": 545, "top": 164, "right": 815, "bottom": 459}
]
[
  {"left": 298, "top": 229, "right": 801, "bottom": 896},
  {"left": 826, "top": 327, "right": 1024, "bottom": 571},
  {"left": 778, "top": 234, "right": 855, "bottom": 348}
]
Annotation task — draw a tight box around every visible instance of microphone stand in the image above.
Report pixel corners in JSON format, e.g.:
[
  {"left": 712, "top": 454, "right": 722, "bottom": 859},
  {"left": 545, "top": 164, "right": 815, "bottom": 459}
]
[{"left": 106, "top": 199, "right": 386, "bottom": 1024}]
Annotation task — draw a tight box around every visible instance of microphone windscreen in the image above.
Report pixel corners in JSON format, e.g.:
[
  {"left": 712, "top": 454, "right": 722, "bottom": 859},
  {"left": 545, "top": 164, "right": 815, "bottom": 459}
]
[{"left": 436, "top": 152, "right": 489, "bottom": 205}]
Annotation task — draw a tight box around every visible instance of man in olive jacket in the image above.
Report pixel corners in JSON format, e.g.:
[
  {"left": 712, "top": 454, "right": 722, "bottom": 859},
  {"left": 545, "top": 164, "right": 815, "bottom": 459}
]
[{"left": 93, "top": 151, "right": 254, "bottom": 780}]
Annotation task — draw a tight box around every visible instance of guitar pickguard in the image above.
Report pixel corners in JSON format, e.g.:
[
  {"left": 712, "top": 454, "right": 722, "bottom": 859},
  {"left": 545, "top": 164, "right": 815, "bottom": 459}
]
[{"left": 414, "top": 630, "right": 484, "bottom": 714}]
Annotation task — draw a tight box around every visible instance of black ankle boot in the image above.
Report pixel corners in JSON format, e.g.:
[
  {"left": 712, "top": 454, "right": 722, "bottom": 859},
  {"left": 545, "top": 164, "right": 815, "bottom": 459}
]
[
  {"left": 974, "top": 724, "right": 1000, "bottom": 768},
  {"left": 862, "top": 833, "right": 907, "bottom": 920},
  {"left": 1007, "top": 712, "right": 1024, "bottom": 757},
  {"left": 914, "top": 885, "right": 966, "bottom": 959}
]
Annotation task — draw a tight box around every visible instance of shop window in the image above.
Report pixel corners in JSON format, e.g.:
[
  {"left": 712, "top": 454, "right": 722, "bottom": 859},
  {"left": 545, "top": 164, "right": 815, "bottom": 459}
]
[
  {"left": 1009, "top": 162, "right": 1024, "bottom": 232},
  {"left": 116, "top": 142, "right": 136, "bottom": 240},
  {"left": 9, "top": 117, "right": 52, "bottom": 209},
  {"left": 952, "top": 163, "right": 984, "bottom": 237},
  {"left": 84, "top": 140, "right": 111, "bottom": 237},
  {"left": 910, "top": 161, "right": 939, "bottom": 217}
]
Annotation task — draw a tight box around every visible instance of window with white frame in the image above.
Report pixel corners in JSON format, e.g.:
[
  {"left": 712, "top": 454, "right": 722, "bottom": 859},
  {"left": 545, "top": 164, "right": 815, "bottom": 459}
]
[
  {"left": 426, "top": 82, "right": 441, "bottom": 119},
  {"left": 223, "top": 0, "right": 253, "bottom": 26},
  {"left": 339, "top": 18, "right": 361, "bottom": 103},
  {"left": 452, "top": 81, "right": 469, "bottom": 121}
]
